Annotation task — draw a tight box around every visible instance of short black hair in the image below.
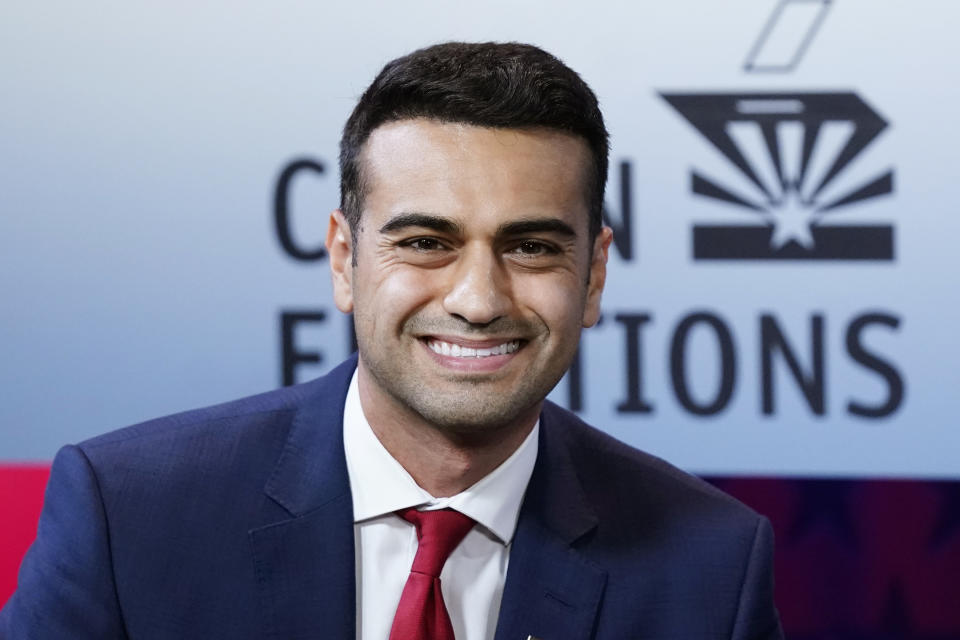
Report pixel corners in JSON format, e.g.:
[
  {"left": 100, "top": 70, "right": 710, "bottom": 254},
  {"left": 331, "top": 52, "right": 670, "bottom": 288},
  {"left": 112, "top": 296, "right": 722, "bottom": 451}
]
[{"left": 339, "top": 41, "right": 609, "bottom": 241}]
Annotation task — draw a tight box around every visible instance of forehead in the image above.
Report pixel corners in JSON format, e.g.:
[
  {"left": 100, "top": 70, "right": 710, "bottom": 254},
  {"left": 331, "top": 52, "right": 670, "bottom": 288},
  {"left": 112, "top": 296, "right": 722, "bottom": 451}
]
[{"left": 358, "top": 119, "right": 592, "bottom": 232}]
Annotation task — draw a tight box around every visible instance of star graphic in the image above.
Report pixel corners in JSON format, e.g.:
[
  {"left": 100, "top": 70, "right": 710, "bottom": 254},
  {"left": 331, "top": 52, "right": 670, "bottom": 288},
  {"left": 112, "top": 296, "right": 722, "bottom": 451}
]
[{"left": 767, "top": 191, "right": 817, "bottom": 250}]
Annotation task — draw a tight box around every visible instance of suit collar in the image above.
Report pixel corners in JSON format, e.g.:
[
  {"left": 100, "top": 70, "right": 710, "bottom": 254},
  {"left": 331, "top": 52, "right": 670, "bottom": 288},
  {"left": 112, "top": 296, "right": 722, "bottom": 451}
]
[
  {"left": 524, "top": 401, "right": 599, "bottom": 544},
  {"left": 494, "top": 401, "right": 607, "bottom": 640},
  {"left": 263, "top": 355, "right": 357, "bottom": 516},
  {"left": 250, "top": 356, "right": 358, "bottom": 639}
]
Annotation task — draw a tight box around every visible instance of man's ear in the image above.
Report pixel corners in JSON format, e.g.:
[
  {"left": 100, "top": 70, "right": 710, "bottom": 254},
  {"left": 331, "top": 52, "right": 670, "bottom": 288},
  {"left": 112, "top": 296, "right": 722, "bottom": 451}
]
[
  {"left": 583, "top": 226, "right": 613, "bottom": 328},
  {"left": 326, "top": 209, "right": 355, "bottom": 314}
]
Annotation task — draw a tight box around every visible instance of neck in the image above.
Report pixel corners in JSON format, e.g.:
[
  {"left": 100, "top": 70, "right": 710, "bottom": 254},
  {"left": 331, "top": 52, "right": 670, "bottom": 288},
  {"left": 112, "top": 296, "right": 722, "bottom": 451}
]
[{"left": 356, "top": 366, "right": 539, "bottom": 498}]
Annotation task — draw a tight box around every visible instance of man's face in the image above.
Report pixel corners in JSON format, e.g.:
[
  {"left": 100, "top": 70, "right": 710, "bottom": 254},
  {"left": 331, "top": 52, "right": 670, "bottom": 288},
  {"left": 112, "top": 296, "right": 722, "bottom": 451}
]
[{"left": 327, "top": 119, "right": 611, "bottom": 438}]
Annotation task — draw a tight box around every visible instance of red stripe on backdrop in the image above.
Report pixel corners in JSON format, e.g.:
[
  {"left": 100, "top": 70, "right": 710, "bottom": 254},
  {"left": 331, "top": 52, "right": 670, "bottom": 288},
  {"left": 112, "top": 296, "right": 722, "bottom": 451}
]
[{"left": 0, "top": 464, "right": 50, "bottom": 608}]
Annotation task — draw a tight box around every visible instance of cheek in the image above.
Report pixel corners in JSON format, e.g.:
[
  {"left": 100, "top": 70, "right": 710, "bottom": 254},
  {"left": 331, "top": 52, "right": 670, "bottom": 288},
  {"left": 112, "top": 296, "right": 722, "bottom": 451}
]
[
  {"left": 356, "top": 266, "right": 440, "bottom": 323},
  {"left": 514, "top": 272, "right": 586, "bottom": 329}
]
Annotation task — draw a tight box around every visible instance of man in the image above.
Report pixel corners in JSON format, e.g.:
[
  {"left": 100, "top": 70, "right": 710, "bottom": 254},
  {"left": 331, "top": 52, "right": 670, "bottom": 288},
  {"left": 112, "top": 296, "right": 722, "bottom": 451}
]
[{"left": 1, "top": 42, "right": 783, "bottom": 639}]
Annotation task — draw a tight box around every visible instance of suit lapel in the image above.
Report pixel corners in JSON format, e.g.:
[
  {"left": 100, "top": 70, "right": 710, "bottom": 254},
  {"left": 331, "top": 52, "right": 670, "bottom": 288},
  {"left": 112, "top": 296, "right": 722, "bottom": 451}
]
[
  {"left": 249, "top": 358, "right": 358, "bottom": 640},
  {"left": 494, "top": 404, "right": 607, "bottom": 640},
  {"left": 247, "top": 363, "right": 608, "bottom": 640}
]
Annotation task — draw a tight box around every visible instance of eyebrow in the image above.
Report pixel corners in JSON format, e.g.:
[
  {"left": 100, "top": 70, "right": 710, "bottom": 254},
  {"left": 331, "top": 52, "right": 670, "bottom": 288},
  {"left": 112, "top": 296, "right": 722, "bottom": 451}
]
[
  {"left": 378, "top": 213, "right": 463, "bottom": 235},
  {"left": 377, "top": 213, "right": 577, "bottom": 239},
  {"left": 497, "top": 218, "right": 577, "bottom": 238}
]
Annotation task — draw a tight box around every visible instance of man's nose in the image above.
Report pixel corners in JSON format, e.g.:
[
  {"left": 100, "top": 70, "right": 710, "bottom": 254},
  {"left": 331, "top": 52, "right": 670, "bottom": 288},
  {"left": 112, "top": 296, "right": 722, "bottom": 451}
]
[{"left": 442, "top": 247, "right": 512, "bottom": 325}]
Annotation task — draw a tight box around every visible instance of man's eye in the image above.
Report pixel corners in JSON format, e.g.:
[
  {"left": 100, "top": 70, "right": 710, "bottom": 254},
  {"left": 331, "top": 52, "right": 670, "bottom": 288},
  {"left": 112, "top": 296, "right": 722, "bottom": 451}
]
[
  {"left": 512, "top": 240, "right": 556, "bottom": 256},
  {"left": 403, "top": 238, "right": 445, "bottom": 252}
]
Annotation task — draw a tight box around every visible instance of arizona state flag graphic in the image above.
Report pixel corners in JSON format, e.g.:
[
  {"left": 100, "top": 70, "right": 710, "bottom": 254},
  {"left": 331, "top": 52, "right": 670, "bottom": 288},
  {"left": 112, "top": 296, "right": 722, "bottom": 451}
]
[{"left": 662, "top": 92, "right": 894, "bottom": 260}]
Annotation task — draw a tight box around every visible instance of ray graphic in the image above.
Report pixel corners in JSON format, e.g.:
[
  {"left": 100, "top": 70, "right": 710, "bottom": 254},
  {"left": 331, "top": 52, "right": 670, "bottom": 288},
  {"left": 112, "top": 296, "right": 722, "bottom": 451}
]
[
  {"left": 691, "top": 172, "right": 766, "bottom": 212},
  {"left": 800, "top": 121, "right": 855, "bottom": 204},
  {"left": 809, "top": 101, "right": 889, "bottom": 199},
  {"left": 775, "top": 121, "right": 804, "bottom": 191},
  {"left": 818, "top": 170, "right": 894, "bottom": 213},
  {"left": 726, "top": 121, "right": 785, "bottom": 204}
]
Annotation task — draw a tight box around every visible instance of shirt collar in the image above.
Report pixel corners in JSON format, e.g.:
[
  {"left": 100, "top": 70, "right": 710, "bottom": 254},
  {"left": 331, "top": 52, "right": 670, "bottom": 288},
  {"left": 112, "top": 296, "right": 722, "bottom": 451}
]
[{"left": 342, "top": 368, "right": 538, "bottom": 545}]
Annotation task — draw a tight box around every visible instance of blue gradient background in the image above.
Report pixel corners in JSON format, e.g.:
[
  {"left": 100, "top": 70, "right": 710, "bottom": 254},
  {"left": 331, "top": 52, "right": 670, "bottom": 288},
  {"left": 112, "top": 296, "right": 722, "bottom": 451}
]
[{"left": 2, "top": 1, "right": 958, "bottom": 477}]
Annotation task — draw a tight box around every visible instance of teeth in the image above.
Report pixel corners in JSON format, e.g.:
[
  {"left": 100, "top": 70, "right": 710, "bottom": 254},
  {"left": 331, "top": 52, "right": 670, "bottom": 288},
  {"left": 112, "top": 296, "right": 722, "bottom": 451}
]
[{"left": 427, "top": 339, "right": 520, "bottom": 358}]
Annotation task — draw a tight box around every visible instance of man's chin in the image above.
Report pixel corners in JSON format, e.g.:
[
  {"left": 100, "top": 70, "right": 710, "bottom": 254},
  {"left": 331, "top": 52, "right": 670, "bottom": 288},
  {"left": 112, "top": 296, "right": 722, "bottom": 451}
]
[{"left": 409, "top": 394, "right": 541, "bottom": 437}]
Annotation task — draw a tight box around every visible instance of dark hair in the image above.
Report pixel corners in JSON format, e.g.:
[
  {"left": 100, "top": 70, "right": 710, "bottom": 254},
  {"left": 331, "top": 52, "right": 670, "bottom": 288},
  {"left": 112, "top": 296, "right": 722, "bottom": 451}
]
[{"left": 339, "top": 41, "right": 609, "bottom": 240}]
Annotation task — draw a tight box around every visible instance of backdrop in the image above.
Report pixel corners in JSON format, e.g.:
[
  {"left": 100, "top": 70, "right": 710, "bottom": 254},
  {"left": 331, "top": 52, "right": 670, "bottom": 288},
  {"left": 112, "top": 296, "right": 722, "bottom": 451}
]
[{"left": 2, "top": 1, "right": 958, "bottom": 635}]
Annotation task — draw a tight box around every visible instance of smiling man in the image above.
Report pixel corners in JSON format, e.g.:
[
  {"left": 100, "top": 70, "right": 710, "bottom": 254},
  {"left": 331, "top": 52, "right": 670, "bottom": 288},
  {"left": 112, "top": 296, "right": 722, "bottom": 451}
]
[
  {"left": 1, "top": 43, "right": 783, "bottom": 639},
  {"left": 332, "top": 120, "right": 606, "bottom": 497}
]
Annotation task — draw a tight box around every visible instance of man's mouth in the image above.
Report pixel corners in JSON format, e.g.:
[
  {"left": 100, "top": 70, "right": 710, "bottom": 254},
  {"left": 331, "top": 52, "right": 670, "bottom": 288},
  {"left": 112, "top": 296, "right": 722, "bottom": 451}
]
[{"left": 425, "top": 338, "right": 521, "bottom": 358}]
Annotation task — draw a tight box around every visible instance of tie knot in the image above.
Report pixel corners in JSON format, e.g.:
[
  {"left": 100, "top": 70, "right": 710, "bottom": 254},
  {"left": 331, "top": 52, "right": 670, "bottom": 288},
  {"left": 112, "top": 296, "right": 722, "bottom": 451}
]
[{"left": 397, "top": 507, "right": 476, "bottom": 577}]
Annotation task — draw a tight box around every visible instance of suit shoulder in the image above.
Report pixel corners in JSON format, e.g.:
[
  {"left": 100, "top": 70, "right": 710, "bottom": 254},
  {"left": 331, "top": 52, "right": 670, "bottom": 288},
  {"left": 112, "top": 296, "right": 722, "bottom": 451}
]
[
  {"left": 58, "top": 361, "right": 352, "bottom": 524},
  {"left": 542, "top": 401, "right": 760, "bottom": 526},
  {"left": 73, "top": 355, "right": 356, "bottom": 486},
  {"left": 78, "top": 377, "right": 321, "bottom": 454}
]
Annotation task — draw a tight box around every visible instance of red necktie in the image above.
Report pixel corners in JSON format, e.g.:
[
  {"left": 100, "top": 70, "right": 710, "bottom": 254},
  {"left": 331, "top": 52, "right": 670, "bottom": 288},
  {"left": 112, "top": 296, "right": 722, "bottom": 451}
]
[{"left": 389, "top": 507, "right": 476, "bottom": 640}]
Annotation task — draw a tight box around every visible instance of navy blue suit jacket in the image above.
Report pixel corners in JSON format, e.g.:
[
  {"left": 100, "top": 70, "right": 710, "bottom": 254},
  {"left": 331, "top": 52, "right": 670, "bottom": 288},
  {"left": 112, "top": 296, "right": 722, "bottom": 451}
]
[{"left": 2, "top": 357, "right": 783, "bottom": 638}]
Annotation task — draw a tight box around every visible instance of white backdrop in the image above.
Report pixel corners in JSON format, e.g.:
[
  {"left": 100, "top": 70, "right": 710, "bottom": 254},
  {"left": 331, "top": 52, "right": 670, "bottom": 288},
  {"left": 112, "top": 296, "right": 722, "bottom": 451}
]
[{"left": 3, "top": 1, "right": 958, "bottom": 477}]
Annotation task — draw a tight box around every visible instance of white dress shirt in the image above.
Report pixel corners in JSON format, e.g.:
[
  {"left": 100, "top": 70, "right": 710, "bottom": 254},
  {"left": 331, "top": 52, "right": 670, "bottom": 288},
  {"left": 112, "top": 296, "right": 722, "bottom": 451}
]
[{"left": 343, "top": 370, "right": 539, "bottom": 640}]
